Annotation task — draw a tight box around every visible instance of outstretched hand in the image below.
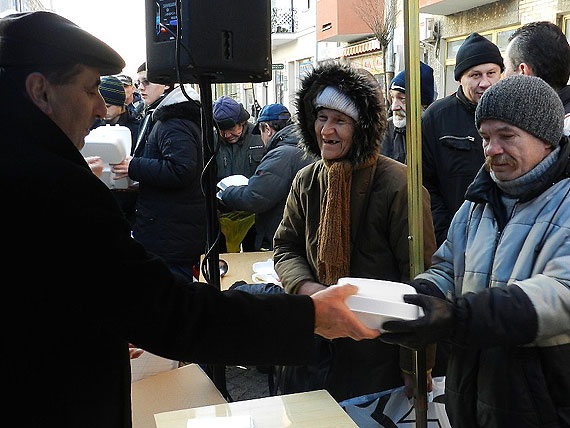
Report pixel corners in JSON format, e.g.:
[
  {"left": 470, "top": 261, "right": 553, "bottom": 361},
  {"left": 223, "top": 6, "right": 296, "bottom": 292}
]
[
  {"left": 311, "top": 284, "right": 380, "bottom": 340},
  {"left": 381, "top": 294, "right": 455, "bottom": 350}
]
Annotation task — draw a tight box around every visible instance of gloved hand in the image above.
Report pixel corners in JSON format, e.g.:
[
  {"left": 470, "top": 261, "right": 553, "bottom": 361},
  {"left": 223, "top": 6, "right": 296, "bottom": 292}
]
[{"left": 381, "top": 294, "right": 456, "bottom": 350}]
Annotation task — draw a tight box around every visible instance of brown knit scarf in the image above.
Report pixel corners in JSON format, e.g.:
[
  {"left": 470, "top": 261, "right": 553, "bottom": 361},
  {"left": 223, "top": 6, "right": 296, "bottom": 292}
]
[{"left": 317, "top": 155, "right": 379, "bottom": 285}]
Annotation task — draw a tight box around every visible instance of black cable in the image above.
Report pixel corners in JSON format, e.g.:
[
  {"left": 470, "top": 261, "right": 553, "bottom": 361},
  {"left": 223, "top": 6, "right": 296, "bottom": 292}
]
[{"left": 170, "top": 0, "right": 221, "bottom": 286}]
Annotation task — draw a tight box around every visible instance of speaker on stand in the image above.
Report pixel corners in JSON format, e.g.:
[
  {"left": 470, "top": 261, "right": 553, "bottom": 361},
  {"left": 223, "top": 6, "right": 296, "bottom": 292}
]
[{"left": 144, "top": 0, "right": 272, "bottom": 400}]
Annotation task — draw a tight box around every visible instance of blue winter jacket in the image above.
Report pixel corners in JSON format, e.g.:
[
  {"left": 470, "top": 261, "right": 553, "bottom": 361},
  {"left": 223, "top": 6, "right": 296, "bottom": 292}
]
[
  {"left": 416, "top": 139, "right": 570, "bottom": 427},
  {"left": 220, "top": 124, "right": 314, "bottom": 250}
]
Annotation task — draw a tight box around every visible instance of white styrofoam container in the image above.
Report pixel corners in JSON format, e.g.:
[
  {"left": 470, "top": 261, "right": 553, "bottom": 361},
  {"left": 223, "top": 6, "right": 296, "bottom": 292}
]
[
  {"left": 338, "top": 277, "right": 423, "bottom": 331},
  {"left": 81, "top": 125, "right": 132, "bottom": 189}
]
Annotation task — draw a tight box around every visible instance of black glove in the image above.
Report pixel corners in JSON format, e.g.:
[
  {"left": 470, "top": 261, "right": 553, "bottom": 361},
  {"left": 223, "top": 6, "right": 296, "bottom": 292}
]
[{"left": 381, "top": 294, "right": 456, "bottom": 350}]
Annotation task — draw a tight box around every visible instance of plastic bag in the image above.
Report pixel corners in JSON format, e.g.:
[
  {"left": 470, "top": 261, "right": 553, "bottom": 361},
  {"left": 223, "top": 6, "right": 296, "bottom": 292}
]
[
  {"left": 218, "top": 211, "right": 255, "bottom": 252},
  {"left": 343, "top": 376, "right": 451, "bottom": 428}
]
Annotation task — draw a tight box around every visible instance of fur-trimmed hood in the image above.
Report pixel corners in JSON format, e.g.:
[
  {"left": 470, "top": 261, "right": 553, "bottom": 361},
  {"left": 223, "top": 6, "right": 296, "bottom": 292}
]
[
  {"left": 295, "top": 61, "right": 386, "bottom": 165},
  {"left": 153, "top": 85, "right": 201, "bottom": 124}
]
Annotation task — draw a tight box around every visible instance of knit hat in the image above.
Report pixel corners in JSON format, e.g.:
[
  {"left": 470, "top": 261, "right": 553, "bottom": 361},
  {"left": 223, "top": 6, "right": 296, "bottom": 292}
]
[
  {"left": 213, "top": 95, "right": 251, "bottom": 130},
  {"left": 314, "top": 86, "right": 359, "bottom": 121},
  {"left": 0, "top": 11, "right": 124, "bottom": 75},
  {"left": 454, "top": 33, "right": 504, "bottom": 81},
  {"left": 389, "top": 62, "right": 436, "bottom": 106},
  {"left": 99, "top": 76, "right": 126, "bottom": 106},
  {"left": 476, "top": 75, "right": 564, "bottom": 147},
  {"left": 116, "top": 74, "right": 133, "bottom": 86}
]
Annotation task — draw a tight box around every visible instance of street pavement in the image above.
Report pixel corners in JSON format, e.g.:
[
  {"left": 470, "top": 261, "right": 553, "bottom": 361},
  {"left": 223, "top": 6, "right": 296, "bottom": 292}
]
[{"left": 225, "top": 365, "right": 271, "bottom": 402}]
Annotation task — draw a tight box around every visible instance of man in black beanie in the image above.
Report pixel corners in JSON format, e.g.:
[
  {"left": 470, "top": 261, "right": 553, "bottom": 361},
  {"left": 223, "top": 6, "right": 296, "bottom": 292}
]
[
  {"left": 0, "top": 11, "right": 380, "bottom": 428},
  {"left": 422, "top": 32, "right": 504, "bottom": 246},
  {"left": 382, "top": 74, "right": 570, "bottom": 428}
]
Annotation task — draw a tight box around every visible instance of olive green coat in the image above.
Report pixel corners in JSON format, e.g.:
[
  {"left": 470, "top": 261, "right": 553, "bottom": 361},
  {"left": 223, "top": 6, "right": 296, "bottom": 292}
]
[{"left": 273, "top": 156, "right": 436, "bottom": 400}]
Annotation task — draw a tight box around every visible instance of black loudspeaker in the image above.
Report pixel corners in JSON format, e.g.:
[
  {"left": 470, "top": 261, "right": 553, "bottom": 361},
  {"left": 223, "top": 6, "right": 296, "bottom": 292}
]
[{"left": 145, "top": 0, "right": 272, "bottom": 84}]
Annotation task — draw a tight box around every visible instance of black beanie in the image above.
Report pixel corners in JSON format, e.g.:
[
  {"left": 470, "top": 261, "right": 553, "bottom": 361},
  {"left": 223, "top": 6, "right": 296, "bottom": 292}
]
[
  {"left": 476, "top": 75, "right": 564, "bottom": 147},
  {"left": 454, "top": 33, "right": 504, "bottom": 81}
]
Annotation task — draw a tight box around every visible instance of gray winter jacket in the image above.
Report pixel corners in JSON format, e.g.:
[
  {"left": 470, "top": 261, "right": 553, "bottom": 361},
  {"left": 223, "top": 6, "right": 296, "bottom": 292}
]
[
  {"left": 215, "top": 122, "right": 265, "bottom": 182},
  {"left": 416, "top": 139, "right": 570, "bottom": 427},
  {"left": 220, "top": 124, "right": 314, "bottom": 250}
]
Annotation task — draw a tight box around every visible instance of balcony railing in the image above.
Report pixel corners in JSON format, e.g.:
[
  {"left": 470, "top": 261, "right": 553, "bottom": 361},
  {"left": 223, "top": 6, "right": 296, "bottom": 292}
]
[{"left": 271, "top": 7, "right": 298, "bottom": 33}]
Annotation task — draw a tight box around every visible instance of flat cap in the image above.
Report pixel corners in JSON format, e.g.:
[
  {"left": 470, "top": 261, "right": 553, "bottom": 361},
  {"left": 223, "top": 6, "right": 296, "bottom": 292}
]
[{"left": 0, "top": 11, "right": 124, "bottom": 75}]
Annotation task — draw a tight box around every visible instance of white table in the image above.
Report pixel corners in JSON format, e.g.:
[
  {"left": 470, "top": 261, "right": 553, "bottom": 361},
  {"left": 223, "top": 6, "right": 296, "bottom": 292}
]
[{"left": 154, "top": 389, "right": 358, "bottom": 428}]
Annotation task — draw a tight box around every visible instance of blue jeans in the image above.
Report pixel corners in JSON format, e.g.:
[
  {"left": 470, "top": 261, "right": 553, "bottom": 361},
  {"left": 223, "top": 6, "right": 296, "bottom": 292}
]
[{"left": 231, "top": 283, "right": 285, "bottom": 294}]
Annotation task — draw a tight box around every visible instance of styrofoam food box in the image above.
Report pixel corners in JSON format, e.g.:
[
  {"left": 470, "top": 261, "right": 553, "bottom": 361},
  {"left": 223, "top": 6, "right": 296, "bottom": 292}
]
[{"left": 338, "top": 277, "right": 424, "bottom": 331}]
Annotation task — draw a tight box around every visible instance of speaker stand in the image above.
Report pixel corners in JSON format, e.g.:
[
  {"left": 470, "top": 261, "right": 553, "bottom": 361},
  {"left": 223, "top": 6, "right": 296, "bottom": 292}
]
[{"left": 198, "top": 78, "right": 231, "bottom": 401}]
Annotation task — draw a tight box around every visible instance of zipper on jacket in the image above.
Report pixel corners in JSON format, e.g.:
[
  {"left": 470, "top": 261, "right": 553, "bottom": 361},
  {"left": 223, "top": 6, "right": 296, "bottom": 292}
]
[
  {"left": 439, "top": 135, "right": 475, "bottom": 142},
  {"left": 486, "top": 202, "right": 518, "bottom": 287}
]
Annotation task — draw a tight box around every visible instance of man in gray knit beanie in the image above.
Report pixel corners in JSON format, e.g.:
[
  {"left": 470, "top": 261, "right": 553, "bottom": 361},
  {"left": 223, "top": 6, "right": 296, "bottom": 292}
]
[
  {"left": 476, "top": 74, "right": 564, "bottom": 181},
  {"left": 382, "top": 76, "right": 570, "bottom": 427}
]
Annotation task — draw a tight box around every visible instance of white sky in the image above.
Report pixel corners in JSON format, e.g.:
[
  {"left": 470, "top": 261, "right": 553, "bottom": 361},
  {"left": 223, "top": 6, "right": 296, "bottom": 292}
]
[{"left": 50, "top": 0, "right": 146, "bottom": 78}]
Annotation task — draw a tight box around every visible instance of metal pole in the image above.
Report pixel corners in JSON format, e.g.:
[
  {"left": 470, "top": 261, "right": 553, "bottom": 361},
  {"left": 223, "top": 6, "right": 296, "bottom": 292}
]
[
  {"left": 403, "top": 1, "right": 428, "bottom": 427},
  {"left": 198, "top": 78, "right": 230, "bottom": 401}
]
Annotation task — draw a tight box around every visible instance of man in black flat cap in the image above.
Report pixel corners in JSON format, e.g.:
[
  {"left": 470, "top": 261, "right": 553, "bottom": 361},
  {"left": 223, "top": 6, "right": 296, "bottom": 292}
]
[
  {"left": 0, "top": 11, "right": 379, "bottom": 428},
  {"left": 422, "top": 33, "right": 504, "bottom": 246}
]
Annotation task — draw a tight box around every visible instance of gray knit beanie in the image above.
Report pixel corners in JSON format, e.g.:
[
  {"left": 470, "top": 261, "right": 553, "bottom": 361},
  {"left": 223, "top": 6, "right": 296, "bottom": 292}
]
[{"left": 475, "top": 75, "right": 564, "bottom": 147}]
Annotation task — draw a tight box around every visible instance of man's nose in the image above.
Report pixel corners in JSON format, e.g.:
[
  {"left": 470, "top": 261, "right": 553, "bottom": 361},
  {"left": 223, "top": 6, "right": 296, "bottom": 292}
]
[
  {"left": 479, "top": 75, "right": 492, "bottom": 89},
  {"left": 484, "top": 138, "right": 503, "bottom": 156},
  {"left": 392, "top": 99, "right": 404, "bottom": 112},
  {"left": 94, "top": 93, "right": 107, "bottom": 119}
]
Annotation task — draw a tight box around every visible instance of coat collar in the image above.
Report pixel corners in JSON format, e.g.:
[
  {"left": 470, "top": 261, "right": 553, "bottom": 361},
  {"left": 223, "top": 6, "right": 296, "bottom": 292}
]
[
  {"left": 0, "top": 76, "right": 90, "bottom": 170},
  {"left": 466, "top": 137, "right": 570, "bottom": 208}
]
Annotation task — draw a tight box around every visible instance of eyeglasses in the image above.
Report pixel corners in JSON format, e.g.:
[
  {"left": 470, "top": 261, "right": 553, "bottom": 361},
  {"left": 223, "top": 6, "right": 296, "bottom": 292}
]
[{"left": 135, "top": 79, "right": 151, "bottom": 89}]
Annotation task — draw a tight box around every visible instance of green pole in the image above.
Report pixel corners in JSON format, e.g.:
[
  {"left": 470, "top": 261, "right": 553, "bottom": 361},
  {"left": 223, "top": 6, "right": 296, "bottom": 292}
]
[{"left": 403, "top": 1, "right": 428, "bottom": 427}]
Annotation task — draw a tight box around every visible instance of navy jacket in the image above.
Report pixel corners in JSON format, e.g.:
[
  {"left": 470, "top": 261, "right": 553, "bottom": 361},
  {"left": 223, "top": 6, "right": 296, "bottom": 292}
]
[
  {"left": 129, "top": 95, "right": 206, "bottom": 264},
  {"left": 221, "top": 124, "right": 314, "bottom": 249}
]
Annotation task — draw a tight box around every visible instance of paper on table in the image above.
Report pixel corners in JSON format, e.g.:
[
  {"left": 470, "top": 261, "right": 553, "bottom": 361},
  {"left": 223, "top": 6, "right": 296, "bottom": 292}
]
[
  {"left": 217, "top": 174, "right": 249, "bottom": 190},
  {"left": 251, "top": 259, "right": 281, "bottom": 285},
  {"left": 186, "top": 415, "right": 253, "bottom": 428}
]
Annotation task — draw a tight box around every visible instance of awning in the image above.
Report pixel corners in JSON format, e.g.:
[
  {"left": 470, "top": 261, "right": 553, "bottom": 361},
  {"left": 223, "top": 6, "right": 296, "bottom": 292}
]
[{"left": 342, "top": 39, "right": 381, "bottom": 58}]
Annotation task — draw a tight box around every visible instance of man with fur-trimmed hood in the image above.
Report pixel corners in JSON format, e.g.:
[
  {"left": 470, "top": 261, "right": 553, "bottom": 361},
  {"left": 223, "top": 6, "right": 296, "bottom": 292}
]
[{"left": 273, "top": 62, "right": 437, "bottom": 401}]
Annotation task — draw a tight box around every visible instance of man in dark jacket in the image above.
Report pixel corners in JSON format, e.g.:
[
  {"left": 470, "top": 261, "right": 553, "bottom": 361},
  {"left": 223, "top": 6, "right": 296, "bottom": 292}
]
[
  {"left": 422, "top": 33, "right": 504, "bottom": 246},
  {"left": 504, "top": 21, "right": 570, "bottom": 133},
  {"left": 112, "top": 84, "right": 207, "bottom": 281},
  {"left": 0, "top": 12, "right": 380, "bottom": 428},
  {"left": 219, "top": 104, "right": 314, "bottom": 250},
  {"left": 380, "top": 61, "right": 435, "bottom": 164},
  {"left": 383, "top": 75, "right": 570, "bottom": 428},
  {"left": 213, "top": 95, "right": 266, "bottom": 251},
  {"left": 213, "top": 95, "right": 265, "bottom": 182}
]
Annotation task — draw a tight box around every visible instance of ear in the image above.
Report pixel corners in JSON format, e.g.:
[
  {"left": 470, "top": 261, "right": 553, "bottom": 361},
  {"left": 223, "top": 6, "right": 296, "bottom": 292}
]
[
  {"left": 518, "top": 62, "right": 534, "bottom": 76},
  {"left": 25, "top": 73, "right": 53, "bottom": 115}
]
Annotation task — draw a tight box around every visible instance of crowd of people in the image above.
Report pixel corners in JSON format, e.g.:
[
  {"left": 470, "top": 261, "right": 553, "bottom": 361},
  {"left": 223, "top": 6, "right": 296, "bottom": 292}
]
[{"left": 1, "top": 9, "right": 569, "bottom": 428}]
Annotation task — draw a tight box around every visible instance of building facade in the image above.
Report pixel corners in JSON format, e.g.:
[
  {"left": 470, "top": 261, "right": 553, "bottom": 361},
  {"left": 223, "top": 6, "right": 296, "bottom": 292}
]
[{"left": 210, "top": 0, "right": 570, "bottom": 114}]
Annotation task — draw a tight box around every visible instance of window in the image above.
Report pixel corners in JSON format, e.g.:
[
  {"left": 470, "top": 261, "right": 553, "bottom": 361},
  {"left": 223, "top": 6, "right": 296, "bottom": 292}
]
[
  {"left": 443, "top": 26, "right": 519, "bottom": 96},
  {"left": 562, "top": 14, "right": 570, "bottom": 42}
]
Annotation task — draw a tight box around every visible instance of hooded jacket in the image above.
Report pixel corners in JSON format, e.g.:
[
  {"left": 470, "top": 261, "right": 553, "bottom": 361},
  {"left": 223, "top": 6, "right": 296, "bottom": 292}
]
[
  {"left": 274, "top": 62, "right": 437, "bottom": 401},
  {"left": 220, "top": 123, "right": 314, "bottom": 250},
  {"left": 416, "top": 139, "right": 570, "bottom": 427},
  {"left": 129, "top": 86, "right": 206, "bottom": 265}
]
